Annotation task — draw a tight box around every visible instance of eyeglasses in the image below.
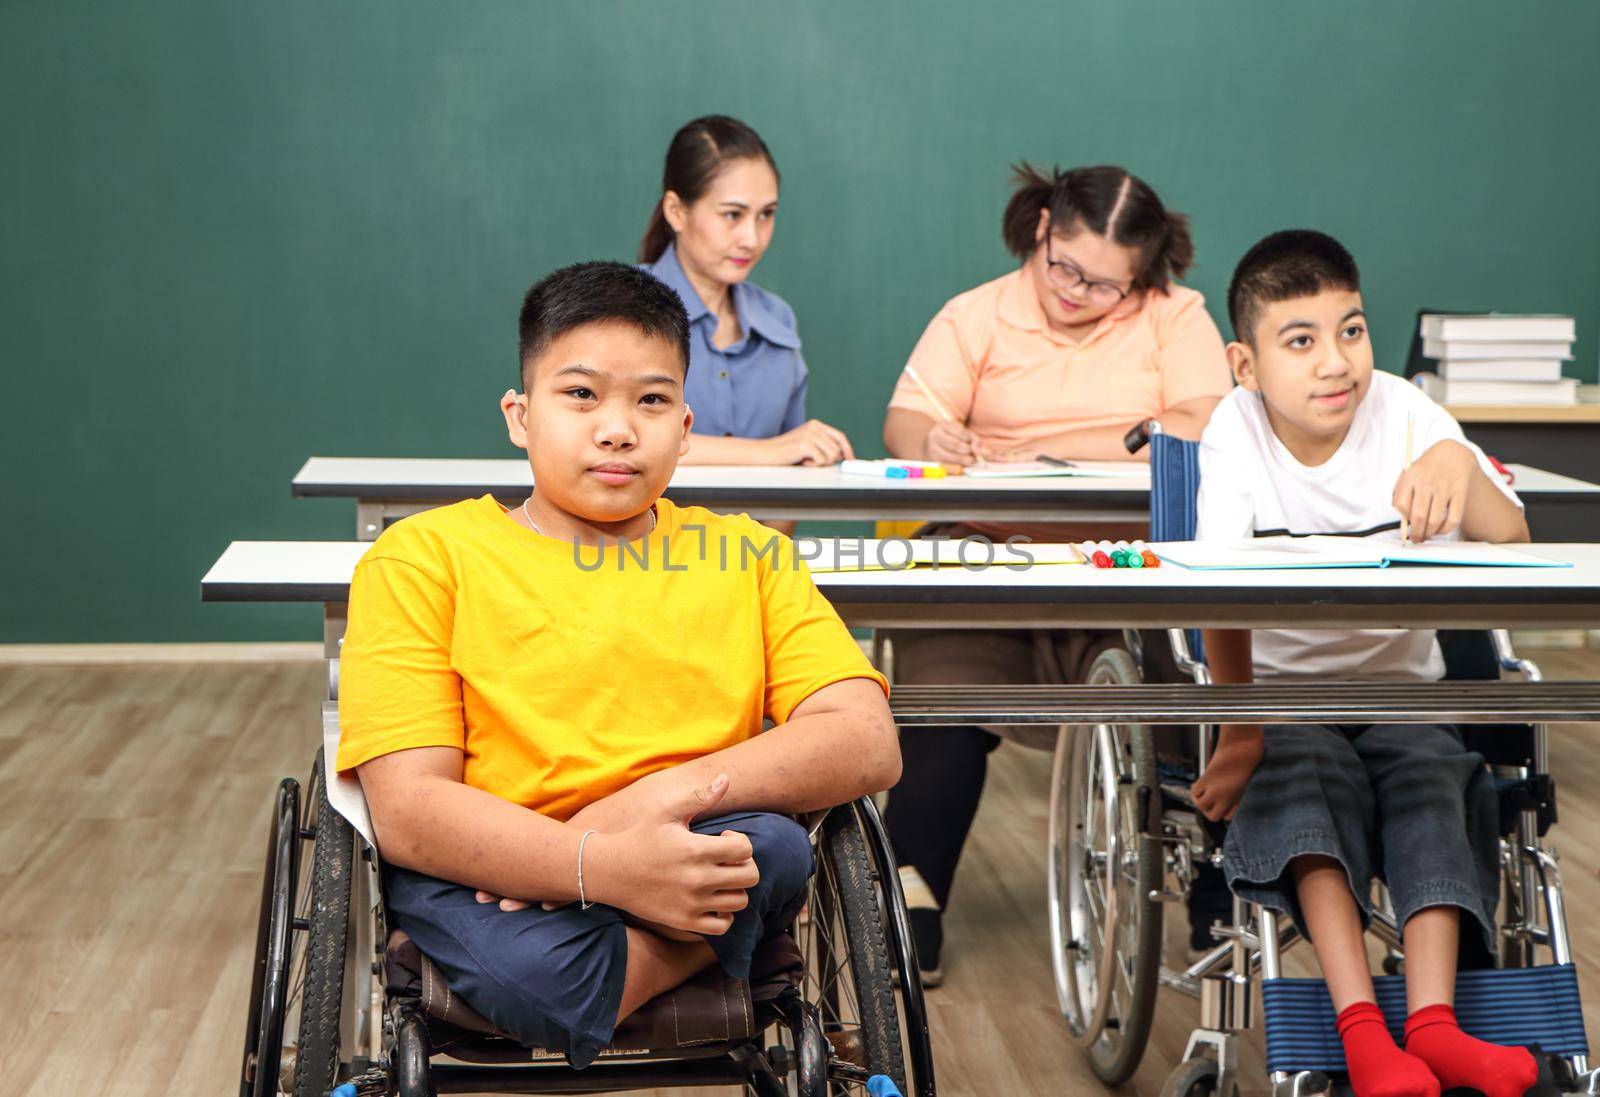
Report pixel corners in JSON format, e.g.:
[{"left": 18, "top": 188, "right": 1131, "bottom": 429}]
[{"left": 1044, "top": 236, "right": 1131, "bottom": 306}]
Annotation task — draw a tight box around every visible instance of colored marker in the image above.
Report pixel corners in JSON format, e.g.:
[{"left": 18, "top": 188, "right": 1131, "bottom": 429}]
[
  {"left": 1127, "top": 550, "right": 1144, "bottom": 568},
  {"left": 841, "top": 460, "right": 908, "bottom": 479},
  {"left": 1092, "top": 550, "right": 1113, "bottom": 568},
  {"left": 907, "top": 466, "right": 925, "bottom": 478},
  {"left": 1141, "top": 550, "right": 1161, "bottom": 568}
]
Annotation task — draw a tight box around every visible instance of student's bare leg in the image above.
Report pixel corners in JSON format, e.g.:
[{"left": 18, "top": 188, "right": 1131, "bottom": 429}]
[
  {"left": 1292, "top": 855, "right": 1439, "bottom": 1097},
  {"left": 617, "top": 926, "right": 717, "bottom": 1022},
  {"left": 1400, "top": 905, "right": 1457, "bottom": 1010},
  {"left": 1292, "top": 855, "right": 1375, "bottom": 1011}
]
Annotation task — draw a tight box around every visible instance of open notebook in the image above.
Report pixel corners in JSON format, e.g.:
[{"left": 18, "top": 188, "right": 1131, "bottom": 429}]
[
  {"left": 1153, "top": 536, "right": 1568, "bottom": 571},
  {"left": 963, "top": 459, "right": 1149, "bottom": 480},
  {"left": 802, "top": 538, "right": 1085, "bottom": 573}
]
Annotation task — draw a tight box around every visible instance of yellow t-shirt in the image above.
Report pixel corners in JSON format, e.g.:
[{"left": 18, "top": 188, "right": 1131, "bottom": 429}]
[{"left": 336, "top": 495, "right": 888, "bottom": 822}]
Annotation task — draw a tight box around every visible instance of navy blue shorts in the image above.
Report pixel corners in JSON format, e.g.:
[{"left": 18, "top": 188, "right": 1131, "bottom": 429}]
[{"left": 384, "top": 810, "right": 814, "bottom": 1067}]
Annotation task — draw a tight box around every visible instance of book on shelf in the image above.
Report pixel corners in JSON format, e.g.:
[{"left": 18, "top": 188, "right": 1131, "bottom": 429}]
[
  {"left": 1436, "top": 359, "right": 1566, "bottom": 383},
  {"left": 1419, "top": 314, "right": 1576, "bottom": 343},
  {"left": 1416, "top": 373, "right": 1579, "bottom": 406},
  {"left": 1421, "top": 337, "right": 1572, "bottom": 361}
]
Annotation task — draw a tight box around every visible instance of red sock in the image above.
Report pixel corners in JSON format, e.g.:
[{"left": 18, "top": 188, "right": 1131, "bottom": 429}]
[
  {"left": 1405, "top": 1004, "right": 1538, "bottom": 1097},
  {"left": 1338, "top": 1002, "right": 1440, "bottom": 1097}
]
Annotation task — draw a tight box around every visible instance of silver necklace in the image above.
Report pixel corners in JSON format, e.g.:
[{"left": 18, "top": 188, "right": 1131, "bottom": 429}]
[{"left": 521, "top": 498, "right": 656, "bottom": 539}]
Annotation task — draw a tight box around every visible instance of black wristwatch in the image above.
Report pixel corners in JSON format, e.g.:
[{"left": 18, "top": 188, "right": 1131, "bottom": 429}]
[{"left": 1124, "top": 417, "right": 1158, "bottom": 454}]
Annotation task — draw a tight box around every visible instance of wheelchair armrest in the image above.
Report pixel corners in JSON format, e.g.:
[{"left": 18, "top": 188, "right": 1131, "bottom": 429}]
[
  {"left": 1165, "top": 628, "right": 1211, "bottom": 685},
  {"left": 1490, "top": 630, "right": 1542, "bottom": 682}
]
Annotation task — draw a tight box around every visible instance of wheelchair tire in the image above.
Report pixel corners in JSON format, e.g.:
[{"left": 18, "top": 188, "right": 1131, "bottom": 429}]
[
  {"left": 801, "top": 803, "right": 908, "bottom": 1094},
  {"left": 1049, "top": 647, "right": 1163, "bottom": 1086},
  {"left": 290, "top": 751, "right": 355, "bottom": 1097},
  {"left": 240, "top": 777, "right": 301, "bottom": 1097}
]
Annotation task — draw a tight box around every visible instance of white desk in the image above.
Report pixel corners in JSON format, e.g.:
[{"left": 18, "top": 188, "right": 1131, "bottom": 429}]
[
  {"left": 202, "top": 540, "right": 1600, "bottom": 650},
  {"left": 201, "top": 540, "right": 1600, "bottom": 726},
  {"left": 290, "top": 457, "right": 1600, "bottom": 542},
  {"left": 295, "top": 458, "right": 1148, "bottom": 537}
]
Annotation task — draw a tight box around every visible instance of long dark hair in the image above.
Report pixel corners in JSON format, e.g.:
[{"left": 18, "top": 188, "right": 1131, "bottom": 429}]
[
  {"left": 637, "top": 115, "right": 780, "bottom": 264},
  {"left": 1000, "top": 162, "right": 1194, "bottom": 291}
]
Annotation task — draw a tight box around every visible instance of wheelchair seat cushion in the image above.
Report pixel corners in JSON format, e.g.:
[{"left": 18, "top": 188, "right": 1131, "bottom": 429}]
[{"left": 385, "top": 928, "right": 805, "bottom": 1060}]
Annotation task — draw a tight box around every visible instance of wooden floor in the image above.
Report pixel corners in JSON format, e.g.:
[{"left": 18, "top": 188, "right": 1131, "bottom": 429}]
[{"left": 4, "top": 652, "right": 1600, "bottom": 1096}]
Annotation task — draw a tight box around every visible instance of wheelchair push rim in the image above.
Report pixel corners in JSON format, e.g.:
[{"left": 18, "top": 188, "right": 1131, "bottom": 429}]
[{"left": 1048, "top": 647, "right": 1162, "bottom": 1084}]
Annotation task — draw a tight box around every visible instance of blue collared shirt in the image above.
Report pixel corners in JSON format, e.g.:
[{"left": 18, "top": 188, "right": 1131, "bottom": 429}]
[{"left": 643, "top": 243, "right": 808, "bottom": 439}]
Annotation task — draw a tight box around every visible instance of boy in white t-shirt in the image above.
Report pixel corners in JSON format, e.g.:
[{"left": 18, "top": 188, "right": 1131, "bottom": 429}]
[{"left": 1190, "top": 231, "right": 1533, "bottom": 1097}]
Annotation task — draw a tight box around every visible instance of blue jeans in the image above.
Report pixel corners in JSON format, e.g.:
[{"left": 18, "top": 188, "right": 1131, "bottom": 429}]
[
  {"left": 1223, "top": 723, "right": 1500, "bottom": 954},
  {"left": 384, "top": 810, "right": 813, "bottom": 1067}
]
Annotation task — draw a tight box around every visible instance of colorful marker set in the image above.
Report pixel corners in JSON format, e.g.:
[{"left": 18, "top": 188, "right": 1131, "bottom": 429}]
[
  {"left": 839, "top": 459, "right": 955, "bottom": 480},
  {"left": 1077, "top": 540, "right": 1161, "bottom": 569}
]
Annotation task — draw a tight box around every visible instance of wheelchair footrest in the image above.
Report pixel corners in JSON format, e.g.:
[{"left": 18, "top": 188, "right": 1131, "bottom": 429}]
[{"left": 1263, "top": 964, "right": 1588, "bottom": 1075}]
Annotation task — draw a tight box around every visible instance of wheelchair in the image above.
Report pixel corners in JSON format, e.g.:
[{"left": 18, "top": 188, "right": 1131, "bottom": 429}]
[
  {"left": 238, "top": 705, "right": 937, "bottom": 1097},
  {"left": 1048, "top": 432, "right": 1592, "bottom": 1095}
]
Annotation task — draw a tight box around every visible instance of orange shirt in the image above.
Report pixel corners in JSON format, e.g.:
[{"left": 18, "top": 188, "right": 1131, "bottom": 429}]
[{"left": 888, "top": 266, "right": 1232, "bottom": 459}]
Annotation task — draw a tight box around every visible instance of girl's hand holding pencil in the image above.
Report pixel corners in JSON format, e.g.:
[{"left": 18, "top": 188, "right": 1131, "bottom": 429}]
[{"left": 924, "top": 420, "right": 989, "bottom": 465}]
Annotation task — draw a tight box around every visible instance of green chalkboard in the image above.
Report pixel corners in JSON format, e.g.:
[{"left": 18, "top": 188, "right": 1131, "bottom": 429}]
[{"left": 3, "top": 1, "right": 1597, "bottom": 641}]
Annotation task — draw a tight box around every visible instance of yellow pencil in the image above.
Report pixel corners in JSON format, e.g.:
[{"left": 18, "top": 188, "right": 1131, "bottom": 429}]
[
  {"left": 1401, "top": 411, "right": 1414, "bottom": 544},
  {"left": 903, "top": 364, "right": 957, "bottom": 422},
  {"left": 903, "top": 365, "right": 984, "bottom": 464}
]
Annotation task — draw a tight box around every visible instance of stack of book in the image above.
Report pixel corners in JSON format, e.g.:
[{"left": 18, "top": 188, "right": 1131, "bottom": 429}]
[{"left": 1416, "top": 314, "right": 1577, "bottom": 406}]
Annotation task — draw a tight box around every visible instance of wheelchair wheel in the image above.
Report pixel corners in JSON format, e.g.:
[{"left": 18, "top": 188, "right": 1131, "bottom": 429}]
[
  {"left": 1160, "top": 1057, "right": 1238, "bottom": 1097},
  {"left": 239, "top": 752, "right": 357, "bottom": 1097},
  {"left": 1048, "top": 647, "right": 1163, "bottom": 1085},
  {"left": 794, "top": 801, "right": 912, "bottom": 1095},
  {"left": 241, "top": 776, "right": 301, "bottom": 1097}
]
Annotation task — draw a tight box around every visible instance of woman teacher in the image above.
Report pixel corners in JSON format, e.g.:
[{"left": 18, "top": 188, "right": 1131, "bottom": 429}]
[{"left": 640, "top": 115, "right": 854, "bottom": 467}]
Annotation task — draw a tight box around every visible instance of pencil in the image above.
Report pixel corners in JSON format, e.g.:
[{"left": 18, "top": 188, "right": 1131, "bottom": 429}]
[
  {"left": 903, "top": 364, "right": 958, "bottom": 423},
  {"left": 1401, "top": 411, "right": 1414, "bottom": 544},
  {"left": 903, "top": 364, "right": 984, "bottom": 464}
]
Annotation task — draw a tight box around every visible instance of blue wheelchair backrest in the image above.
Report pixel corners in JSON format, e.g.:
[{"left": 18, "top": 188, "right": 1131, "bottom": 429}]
[
  {"left": 1148, "top": 431, "right": 1204, "bottom": 662},
  {"left": 1148, "top": 430, "right": 1202, "bottom": 543}
]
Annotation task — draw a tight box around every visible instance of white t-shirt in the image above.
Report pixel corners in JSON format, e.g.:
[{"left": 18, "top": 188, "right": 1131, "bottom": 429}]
[{"left": 1194, "top": 371, "right": 1521, "bottom": 681}]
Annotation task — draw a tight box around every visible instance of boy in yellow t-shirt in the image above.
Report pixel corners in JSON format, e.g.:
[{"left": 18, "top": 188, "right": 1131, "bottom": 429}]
[{"left": 337, "top": 261, "right": 897, "bottom": 1066}]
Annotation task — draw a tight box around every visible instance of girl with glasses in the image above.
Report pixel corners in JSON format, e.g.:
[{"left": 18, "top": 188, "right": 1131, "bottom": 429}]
[{"left": 879, "top": 164, "right": 1233, "bottom": 987}]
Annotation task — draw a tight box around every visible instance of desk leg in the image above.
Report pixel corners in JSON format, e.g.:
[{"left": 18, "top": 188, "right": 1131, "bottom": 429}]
[
  {"left": 325, "top": 602, "right": 347, "bottom": 701},
  {"left": 357, "top": 503, "right": 384, "bottom": 541}
]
